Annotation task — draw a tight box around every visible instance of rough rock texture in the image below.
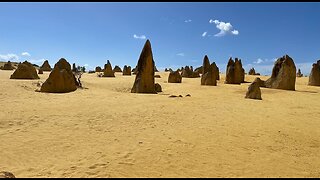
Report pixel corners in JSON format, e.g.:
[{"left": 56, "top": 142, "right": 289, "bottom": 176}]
[
  {"left": 0, "top": 171, "right": 15, "bottom": 178},
  {"left": 225, "top": 57, "right": 245, "bottom": 84},
  {"left": 10, "top": 61, "right": 40, "bottom": 79},
  {"left": 154, "top": 75, "right": 161, "bottom": 78},
  {"left": 1, "top": 61, "right": 15, "bottom": 70},
  {"left": 211, "top": 62, "right": 220, "bottom": 80},
  {"left": 201, "top": 64, "right": 217, "bottom": 86},
  {"left": 155, "top": 83, "right": 162, "bottom": 92},
  {"left": 38, "top": 69, "right": 43, "bottom": 74},
  {"left": 123, "top": 65, "right": 131, "bottom": 76},
  {"left": 113, "top": 65, "right": 122, "bottom": 72},
  {"left": 40, "top": 60, "right": 52, "bottom": 71},
  {"left": 40, "top": 58, "right": 78, "bottom": 93},
  {"left": 103, "top": 60, "right": 115, "bottom": 77},
  {"left": 296, "top": 68, "right": 303, "bottom": 77},
  {"left": 181, "top": 66, "right": 200, "bottom": 78},
  {"left": 249, "top": 68, "right": 256, "bottom": 75},
  {"left": 131, "top": 40, "right": 156, "bottom": 94},
  {"left": 203, "top": 55, "right": 210, "bottom": 75},
  {"left": 245, "top": 78, "right": 262, "bottom": 100},
  {"left": 95, "top": 66, "right": 102, "bottom": 72},
  {"left": 308, "top": 60, "right": 320, "bottom": 86},
  {"left": 201, "top": 56, "right": 217, "bottom": 86},
  {"left": 168, "top": 70, "right": 182, "bottom": 83},
  {"left": 265, "top": 55, "right": 296, "bottom": 90},
  {"left": 249, "top": 68, "right": 260, "bottom": 76}
]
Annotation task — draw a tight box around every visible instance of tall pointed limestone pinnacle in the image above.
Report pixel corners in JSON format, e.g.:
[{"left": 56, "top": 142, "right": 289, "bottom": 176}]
[
  {"left": 203, "top": 55, "right": 210, "bottom": 74},
  {"left": 131, "top": 39, "right": 156, "bottom": 93}
]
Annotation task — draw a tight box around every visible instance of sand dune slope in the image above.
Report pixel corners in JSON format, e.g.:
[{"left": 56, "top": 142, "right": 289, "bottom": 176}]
[{"left": 0, "top": 70, "right": 320, "bottom": 177}]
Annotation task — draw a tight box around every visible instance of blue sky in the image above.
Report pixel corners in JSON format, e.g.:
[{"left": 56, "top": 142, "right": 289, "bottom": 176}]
[{"left": 0, "top": 2, "right": 320, "bottom": 75}]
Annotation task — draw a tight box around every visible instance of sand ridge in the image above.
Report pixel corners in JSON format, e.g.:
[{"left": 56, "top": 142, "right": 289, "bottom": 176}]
[{"left": 0, "top": 70, "right": 320, "bottom": 177}]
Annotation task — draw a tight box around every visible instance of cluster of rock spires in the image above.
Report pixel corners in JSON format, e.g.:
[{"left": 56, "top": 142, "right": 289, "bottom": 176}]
[
  {"left": 225, "top": 57, "right": 245, "bottom": 84},
  {"left": 168, "top": 70, "right": 182, "bottom": 83},
  {"left": 248, "top": 68, "right": 260, "bottom": 75},
  {"left": 0, "top": 61, "right": 15, "bottom": 70},
  {"left": 245, "top": 54, "right": 297, "bottom": 100},
  {"left": 123, "top": 65, "right": 131, "bottom": 76},
  {"left": 264, "top": 55, "right": 296, "bottom": 90},
  {"left": 95, "top": 66, "right": 102, "bottom": 72},
  {"left": 103, "top": 60, "right": 115, "bottom": 77},
  {"left": 40, "top": 58, "right": 80, "bottom": 93},
  {"left": 308, "top": 60, "right": 320, "bottom": 86},
  {"left": 113, "top": 65, "right": 122, "bottom": 72},
  {"left": 3, "top": 39, "right": 319, "bottom": 99},
  {"left": 10, "top": 61, "right": 40, "bottom": 79},
  {"left": 131, "top": 40, "right": 161, "bottom": 93},
  {"left": 201, "top": 55, "right": 218, "bottom": 86},
  {"left": 181, "top": 66, "right": 200, "bottom": 78}
]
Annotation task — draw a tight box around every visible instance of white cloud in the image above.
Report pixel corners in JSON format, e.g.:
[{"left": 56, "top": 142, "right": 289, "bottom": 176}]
[
  {"left": 254, "top": 58, "right": 264, "bottom": 64},
  {"left": 176, "top": 53, "right": 185, "bottom": 57},
  {"left": 84, "top": 64, "right": 89, "bottom": 67},
  {"left": 209, "top": 19, "right": 239, "bottom": 37},
  {"left": 202, "top": 31, "right": 207, "bottom": 37},
  {"left": 0, "top": 53, "right": 20, "bottom": 62},
  {"left": 133, "top": 34, "right": 146, "bottom": 40},
  {"left": 253, "top": 58, "right": 278, "bottom": 64},
  {"left": 21, "top": 52, "right": 31, "bottom": 56},
  {"left": 184, "top": 19, "right": 192, "bottom": 23},
  {"left": 231, "top": 30, "right": 239, "bottom": 35}
]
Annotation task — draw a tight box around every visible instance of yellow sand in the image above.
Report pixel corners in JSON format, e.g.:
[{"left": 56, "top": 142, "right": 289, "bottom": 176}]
[{"left": 0, "top": 70, "right": 319, "bottom": 178}]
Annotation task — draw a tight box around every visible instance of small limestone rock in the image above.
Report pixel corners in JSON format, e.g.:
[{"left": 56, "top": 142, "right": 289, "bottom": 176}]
[
  {"left": 245, "top": 78, "right": 262, "bottom": 100},
  {"left": 0, "top": 171, "right": 15, "bottom": 178}
]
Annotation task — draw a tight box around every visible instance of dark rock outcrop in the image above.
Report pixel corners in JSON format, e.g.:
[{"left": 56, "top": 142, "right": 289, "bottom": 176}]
[
  {"left": 308, "top": 60, "right": 320, "bottom": 86},
  {"left": 40, "top": 58, "right": 78, "bottom": 93},
  {"left": 225, "top": 57, "right": 245, "bottom": 84},
  {"left": 0, "top": 171, "right": 15, "bottom": 178},
  {"left": 181, "top": 66, "right": 200, "bottom": 78},
  {"left": 245, "top": 77, "right": 262, "bottom": 100},
  {"left": 123, "top": 65, "right": 131, "bottom": 76},
  {"left": 103, "top": 60, "right": 115, "bottom": 77},
  {"left": 131, "top": 40, "right": 156, "bottom": 93},
  {"left": 95, "top": 66, "right": 102, "bottom": 72},
  {"left": 265, "top": 55, "right": 296, "bottom": 90},
  {"left": 113, "top": 65, "right": 122, "bottom": 72},
  {"left": 168, "top": 70, "right": 182, "bottom": 83},
  {"left": 155, "top": 83, "right": 162, "bottom": 92},
  {"left": 296, "top": 68, "right": 303, "bottom": 77},
  {"left": 10, "top": 61, "right": 40, "bottom": 79},
  {"left": 38, "top": 69, "right": 43, "bottom": 74},
  {"left": 201, "top": 56, "right": 217, "bottom": 86},
  {"left": 249, "top": 68, "right": 256, "bottom": 75},
  {"left": 1, "top": 61, "right": 15, "bottom": 70},
  {"left": 40, "top": 60, "right": 52, "bottom": 71},
  {"left": 249, "top": 68, "right": 260, "bottom": 76}
]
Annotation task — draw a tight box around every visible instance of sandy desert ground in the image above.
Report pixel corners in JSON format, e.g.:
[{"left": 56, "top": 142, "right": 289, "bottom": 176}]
[{"left": 0, "top": 70, "right": 320, "bottom": 178}]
